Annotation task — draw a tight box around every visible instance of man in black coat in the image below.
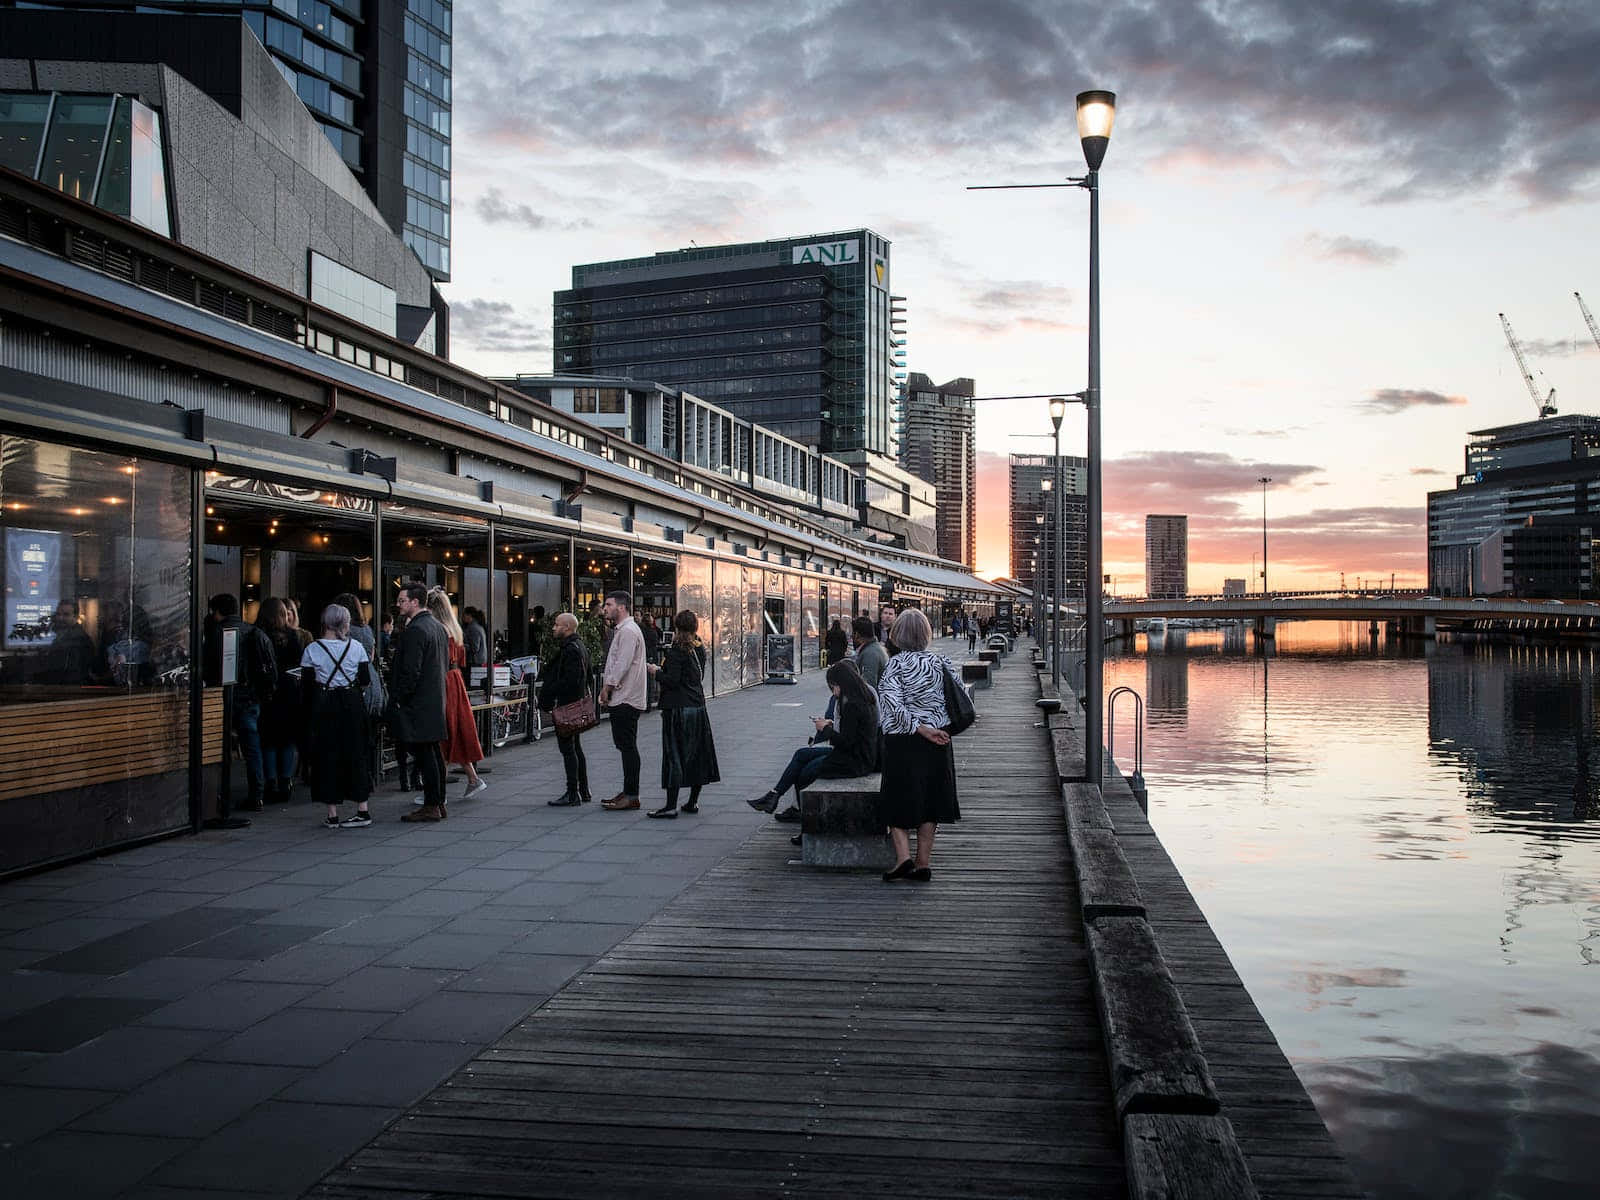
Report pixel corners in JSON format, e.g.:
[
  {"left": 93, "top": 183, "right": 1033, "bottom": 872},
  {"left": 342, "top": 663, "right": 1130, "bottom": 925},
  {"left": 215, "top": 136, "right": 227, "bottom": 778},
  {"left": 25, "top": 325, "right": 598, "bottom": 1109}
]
[{"left": 392, "top": 582, "right": 450, "bottom": 822}]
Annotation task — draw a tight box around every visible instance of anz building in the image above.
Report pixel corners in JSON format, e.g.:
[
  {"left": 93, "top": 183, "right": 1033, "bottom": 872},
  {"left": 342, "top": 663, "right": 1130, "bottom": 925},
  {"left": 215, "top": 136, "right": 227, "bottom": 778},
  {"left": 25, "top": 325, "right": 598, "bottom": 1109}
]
[{"left": 554, "top": 231, "right": 897, "bottom": 458}]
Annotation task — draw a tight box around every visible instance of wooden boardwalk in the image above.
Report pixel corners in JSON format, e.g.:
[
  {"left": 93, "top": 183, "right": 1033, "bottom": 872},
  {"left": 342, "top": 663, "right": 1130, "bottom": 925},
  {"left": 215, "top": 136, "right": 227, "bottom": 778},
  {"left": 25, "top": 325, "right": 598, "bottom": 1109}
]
[{"left": 314, "top": 655, "right": 1127, "bottom": 1199}]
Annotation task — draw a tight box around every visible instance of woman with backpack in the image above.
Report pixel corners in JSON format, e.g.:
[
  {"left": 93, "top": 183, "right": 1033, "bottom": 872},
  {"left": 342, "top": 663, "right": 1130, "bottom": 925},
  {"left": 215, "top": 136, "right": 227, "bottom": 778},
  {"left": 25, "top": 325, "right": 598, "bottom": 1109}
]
[
  {"left": 644, "top": 610, "right": 719, "bottom": 819},
  {"left": 333, "top": 592, "right": 384, "bottom": 786},
  {"left": 300, "top": 603, "right": 373, "bottom": 828}
]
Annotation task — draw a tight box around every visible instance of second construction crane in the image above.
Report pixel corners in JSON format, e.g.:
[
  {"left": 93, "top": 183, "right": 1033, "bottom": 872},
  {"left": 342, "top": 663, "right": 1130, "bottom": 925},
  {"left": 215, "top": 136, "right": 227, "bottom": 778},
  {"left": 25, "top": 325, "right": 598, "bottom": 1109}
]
[
  {"left": 1577, "top": 292, "right": 1600, "bottom": 352},
  {"left": 1499, "top": 312, "right": 1557, "bottom": 419}
]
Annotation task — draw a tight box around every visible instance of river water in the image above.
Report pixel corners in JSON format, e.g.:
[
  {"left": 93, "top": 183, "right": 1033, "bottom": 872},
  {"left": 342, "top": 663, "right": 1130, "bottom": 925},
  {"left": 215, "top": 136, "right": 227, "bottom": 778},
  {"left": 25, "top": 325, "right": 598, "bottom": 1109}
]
[{"left": 1104, "top": 623, "right": 1599, "bottom": 1200}]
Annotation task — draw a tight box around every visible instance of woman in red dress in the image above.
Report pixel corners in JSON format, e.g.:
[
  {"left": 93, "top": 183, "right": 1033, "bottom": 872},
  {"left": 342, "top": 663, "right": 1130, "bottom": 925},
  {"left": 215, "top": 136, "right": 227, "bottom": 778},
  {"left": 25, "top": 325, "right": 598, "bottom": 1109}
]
[{"left": 426, "top": 587, "right": 487, "bottom": 800}]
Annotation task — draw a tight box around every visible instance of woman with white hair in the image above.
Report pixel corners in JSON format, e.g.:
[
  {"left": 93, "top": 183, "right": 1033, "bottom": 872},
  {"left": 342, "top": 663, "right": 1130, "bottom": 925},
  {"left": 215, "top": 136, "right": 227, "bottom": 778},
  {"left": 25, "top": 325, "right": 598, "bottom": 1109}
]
[
  {"left": 300, "top": 602, "right": 374, "bottom": 828},
  {"left": 874, "top": 607, "right": 960, "bottom": 882}
]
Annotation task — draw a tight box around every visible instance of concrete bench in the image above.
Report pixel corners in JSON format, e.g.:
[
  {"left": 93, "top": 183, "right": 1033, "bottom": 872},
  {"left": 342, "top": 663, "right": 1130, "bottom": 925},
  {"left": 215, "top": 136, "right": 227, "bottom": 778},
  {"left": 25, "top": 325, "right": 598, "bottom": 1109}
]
[
  {"left": 798, "top": 774, "right": 891, "bottom": 869},
  {"left": 986, "top": 634, "right": 1012, "bottom": 656},
  {"left": 978, "top": 648, "right": 1001, "bottom": 669},
  {"left": 961, "top": 660, "right": 993, "bottom": 689}
]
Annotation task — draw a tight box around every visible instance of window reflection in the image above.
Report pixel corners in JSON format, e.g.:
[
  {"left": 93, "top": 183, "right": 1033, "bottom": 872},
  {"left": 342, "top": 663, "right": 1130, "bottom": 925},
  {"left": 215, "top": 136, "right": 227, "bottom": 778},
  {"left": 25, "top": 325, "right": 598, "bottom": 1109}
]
[{"left": 39, "top": 94, "right": 113, "bottom": 203}]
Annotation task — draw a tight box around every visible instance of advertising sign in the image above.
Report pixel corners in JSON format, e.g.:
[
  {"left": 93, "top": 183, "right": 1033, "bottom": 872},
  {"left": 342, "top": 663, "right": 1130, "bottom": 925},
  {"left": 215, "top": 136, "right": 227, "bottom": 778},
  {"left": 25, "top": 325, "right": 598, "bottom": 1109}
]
[
  {"left": 792, "top": 240, "right": 859, "bottom": 267},
  {"left": 995, "top": 600, "right": 1014, "bottom": 634},
  {"left": 6, "top": 528, "right": 63, "bottom": 648},
  {"left": 764, "top": 633, "right": 797, "bottom": 683}
]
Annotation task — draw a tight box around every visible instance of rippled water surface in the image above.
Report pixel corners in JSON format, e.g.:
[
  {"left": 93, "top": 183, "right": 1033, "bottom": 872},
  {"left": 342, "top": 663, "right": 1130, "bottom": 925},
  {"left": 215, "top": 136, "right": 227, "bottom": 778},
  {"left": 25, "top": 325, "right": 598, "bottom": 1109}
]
[{"left": 1106, "top": 623, "right": 1600, "bottom": 1200}]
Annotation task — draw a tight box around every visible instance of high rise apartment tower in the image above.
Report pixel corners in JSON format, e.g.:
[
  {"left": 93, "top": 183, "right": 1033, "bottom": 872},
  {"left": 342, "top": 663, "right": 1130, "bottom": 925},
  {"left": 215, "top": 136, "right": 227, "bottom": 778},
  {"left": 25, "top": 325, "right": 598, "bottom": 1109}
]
[
  {"left": 900, "top": 373, "right": 976, "bottom": 566},
  {"left": 1145, "top": 515, "right": 1188, "bottom": 599}
]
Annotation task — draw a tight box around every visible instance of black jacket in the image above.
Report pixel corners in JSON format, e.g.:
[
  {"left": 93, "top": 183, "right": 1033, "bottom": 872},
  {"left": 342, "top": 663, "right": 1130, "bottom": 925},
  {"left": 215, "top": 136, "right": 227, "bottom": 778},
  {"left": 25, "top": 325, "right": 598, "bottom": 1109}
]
[
  {"left": 824, "top": 624, "right": 849, "bottom": 664},
  {"left": 815, "top": 694, "right": 880, "bottom": 778},
  {"left": 389, "top": 610, "right": 448, "bottom": 743},
  {"left": 537, "top": 633, "right": 588, "bottom": 710},
  {"left": 657, "top": 642, "right": 707, "bottom": 709}
]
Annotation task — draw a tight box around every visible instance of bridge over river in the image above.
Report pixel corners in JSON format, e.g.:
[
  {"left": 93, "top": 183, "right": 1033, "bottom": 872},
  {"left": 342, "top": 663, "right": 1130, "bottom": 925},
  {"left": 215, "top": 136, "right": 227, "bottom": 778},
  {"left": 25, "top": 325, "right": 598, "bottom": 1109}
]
[{"left": 1099, "top": 593, "right": 1600, "bottom": 637}]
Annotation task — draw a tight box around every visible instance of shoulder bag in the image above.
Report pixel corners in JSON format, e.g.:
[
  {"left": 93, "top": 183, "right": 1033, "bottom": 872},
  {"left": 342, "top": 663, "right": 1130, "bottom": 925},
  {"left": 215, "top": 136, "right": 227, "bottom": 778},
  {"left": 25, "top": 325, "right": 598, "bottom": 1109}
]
[{"left": 941, "top": 662, "right": 976, "bottom": 736}]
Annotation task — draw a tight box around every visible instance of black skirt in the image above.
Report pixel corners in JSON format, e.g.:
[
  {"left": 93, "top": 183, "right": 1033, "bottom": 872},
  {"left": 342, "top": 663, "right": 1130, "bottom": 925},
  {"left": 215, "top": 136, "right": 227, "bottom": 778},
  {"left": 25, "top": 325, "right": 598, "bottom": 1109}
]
[
  {"left": 660, "top": 705, "right": 721, "bottom": 790},
  {"left": 306, "top": 685, "right": 370, "bottom": 806},
  {"left": 877, "top": 732, "right": 959, "bottom": 828}
]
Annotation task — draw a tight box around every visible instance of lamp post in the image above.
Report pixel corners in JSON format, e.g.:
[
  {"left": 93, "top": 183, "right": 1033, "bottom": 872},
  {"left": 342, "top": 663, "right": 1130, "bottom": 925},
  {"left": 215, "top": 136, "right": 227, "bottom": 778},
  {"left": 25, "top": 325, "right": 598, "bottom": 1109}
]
[
  {"left": 1258, "top": 475, "right": 1272, "bottom": 595},
  {"left": 1077, "top": 88, "right": 1115, "bottom": 787},
  {"left": 1040, "top": 477, "right": 1054, "bottom": 682}
]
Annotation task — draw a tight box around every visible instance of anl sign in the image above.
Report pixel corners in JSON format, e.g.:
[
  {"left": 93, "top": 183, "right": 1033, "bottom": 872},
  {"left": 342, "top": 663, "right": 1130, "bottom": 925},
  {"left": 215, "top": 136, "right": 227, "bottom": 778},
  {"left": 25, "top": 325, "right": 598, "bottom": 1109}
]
[{"left": 792, "top": 240, "right": 860, "bottom": 266}]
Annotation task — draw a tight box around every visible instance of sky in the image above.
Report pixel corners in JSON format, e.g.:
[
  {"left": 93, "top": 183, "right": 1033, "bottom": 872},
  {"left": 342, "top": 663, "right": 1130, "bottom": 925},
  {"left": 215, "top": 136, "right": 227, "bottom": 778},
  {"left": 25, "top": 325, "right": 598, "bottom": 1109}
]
[{"left": 440, "top": 0, "right": 1600, "bottom": 593}]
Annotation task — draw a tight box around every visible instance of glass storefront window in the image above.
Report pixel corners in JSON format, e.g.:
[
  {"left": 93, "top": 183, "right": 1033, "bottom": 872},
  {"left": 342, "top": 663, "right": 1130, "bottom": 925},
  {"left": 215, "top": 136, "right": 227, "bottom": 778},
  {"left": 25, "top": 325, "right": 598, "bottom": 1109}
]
[
  {"left": 1, "top": 436, "right": 193, "bottom": 874},
  {"left": 572, "top": 541, "right": 629, "bottom": 618},
  {"left": 801, "top": 576, "right": 820, "bottom": 670},
  {"left": 676, "top": 553, "right": 713, "bottom": 688},
  {"left": 712, "top": 560, "right": 742, "bottom": 696},
  {"left": 39, "top": 94, "right": 113, "bottom": 204},
  {"left": 785, "top": 573, "right": 802, "bottom": 670},
  {"left": 381, "top": 509, "right": 488, "bottom": 620},
  {"left": 0, "top": 93, "right": 52, "bottom": 176},
  {"left": 496, "top": 530, "right": 568, "bottom": 661},
  {"left": 633, "top": 555, "right": 676, "bottom": 625},
  {"left": 744, "top": 566, "right": 762, "bottom": 685}
]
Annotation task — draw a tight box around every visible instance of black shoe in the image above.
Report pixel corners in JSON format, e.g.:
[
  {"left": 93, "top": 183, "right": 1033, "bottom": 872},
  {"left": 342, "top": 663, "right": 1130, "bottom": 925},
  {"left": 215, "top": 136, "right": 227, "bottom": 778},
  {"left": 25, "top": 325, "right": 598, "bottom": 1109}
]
[
  {"left": 790, "top": 833, "right": 802, "bottom": 846},
  {"left": 774, "top": 805, "right": 801, "bottom": 824},
  {"left": 882, "top": 858, "right": 915, "bottom": 882},
  {"left": 647, "top": 803, "right": 678, "bottom": 819},
  {"left": 747, "top": 790, "right": 779, "bottom": 814},
  {"left": 911, "top": 867, "right": 932, "bottom": 882},
  {"left": 680, "top": 799, "right": 698, "bottom": 815},
  {"left": 579, "top": 792, "right": 593, "bottom": 804},
  {"left": 548, "top": 792, "right": 581, "bottom": 807}
]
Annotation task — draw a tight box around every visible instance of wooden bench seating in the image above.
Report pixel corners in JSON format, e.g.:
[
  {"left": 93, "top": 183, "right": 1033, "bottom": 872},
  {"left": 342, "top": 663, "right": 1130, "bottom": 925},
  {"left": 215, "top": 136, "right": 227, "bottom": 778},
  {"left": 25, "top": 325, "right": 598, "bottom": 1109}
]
[
  {"left": 797, "top": 773, "right": 892, "bottom": 869},
  {"left": 0, "top": 688, "right": 223, "bottom": 802}
]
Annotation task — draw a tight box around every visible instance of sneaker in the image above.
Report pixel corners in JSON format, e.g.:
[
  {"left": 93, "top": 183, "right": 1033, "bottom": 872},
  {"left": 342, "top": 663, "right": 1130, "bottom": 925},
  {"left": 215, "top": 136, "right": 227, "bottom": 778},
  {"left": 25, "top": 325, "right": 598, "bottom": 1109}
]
[
  {"left": 322, "top": 816, "right": 341, "bottom": 829},
  {"left": 747, "top": 790, "right": 779, "bottom": 814},
  {"left": 340, "top": 810, "right": 373, "bottom": 828},
  {"left": 462, "top": 778, "right": 488, "bottom": 799},
  {"left": 413, "top": 794, "right": 426, "bottom": 806},
  {"left": 774, "top": 805, "right": 802, "bottom": 824}
]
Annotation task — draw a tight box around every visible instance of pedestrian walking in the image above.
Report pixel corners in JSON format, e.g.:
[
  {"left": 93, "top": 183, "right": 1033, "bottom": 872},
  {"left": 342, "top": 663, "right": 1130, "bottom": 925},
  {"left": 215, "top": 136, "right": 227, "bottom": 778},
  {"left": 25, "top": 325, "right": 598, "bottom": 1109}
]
[
  {"left": 204, "top": 593, "right": 273, "bottom": 810},
  {"left": 426, "top": 588, "right": 487, "bottom": 801},
  {"left": 598, "top": 590, "right": 647, "bottom": 811},
  {"left": 391, "top": 582, "right": 450, "bottom": 822},
  {"left": 646, "top": 610, "right": 720, "bottom": 818},
  {"left": 825, "top": 617, "right": 849, "bottom": 665},
  {"left": 538, "top": 612, "right": 593, "bottom": 806},
  {"left": 876, "top": 608, "right": 960, "bottom": 882},
  {"left": 254, "top": 597, "right": 304, "bottom": 805},
  {"left": 967, "top": 617, "right": 979, "bottom": 655},
  {"left": 876, "top": 603, "right": 899, "bottom": 655},
  {"left": 300, "top": 603, "right": 373, "bottom": 828},
  {"left": 462, "top": 606, "right": 489, "bottom": 678}
]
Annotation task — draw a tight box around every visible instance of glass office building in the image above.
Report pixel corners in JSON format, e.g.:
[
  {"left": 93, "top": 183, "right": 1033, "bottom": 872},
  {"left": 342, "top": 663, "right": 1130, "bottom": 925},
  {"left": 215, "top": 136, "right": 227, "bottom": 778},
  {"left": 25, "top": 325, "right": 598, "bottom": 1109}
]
[
  {"left": 0, "top": 0, "right": 452, "bottom": 281},
  {"left": 554, "top": 231, "right": 896, "bottom": 457}
]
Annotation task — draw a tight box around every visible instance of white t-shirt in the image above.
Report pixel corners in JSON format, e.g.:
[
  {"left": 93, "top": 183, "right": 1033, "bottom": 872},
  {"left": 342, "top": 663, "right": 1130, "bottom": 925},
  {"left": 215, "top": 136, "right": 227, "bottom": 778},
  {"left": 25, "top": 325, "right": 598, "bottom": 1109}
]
[{"left": 300, "top": 637, "right": 369, "bottom": 688}]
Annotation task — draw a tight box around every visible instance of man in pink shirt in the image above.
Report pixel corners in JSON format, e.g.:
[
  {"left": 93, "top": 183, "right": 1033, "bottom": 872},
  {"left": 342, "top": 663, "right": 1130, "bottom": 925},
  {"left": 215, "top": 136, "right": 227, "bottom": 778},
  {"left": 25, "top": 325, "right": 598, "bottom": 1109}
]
[{"left": 598, "top": 591, "right": 647, "bottom": 810}]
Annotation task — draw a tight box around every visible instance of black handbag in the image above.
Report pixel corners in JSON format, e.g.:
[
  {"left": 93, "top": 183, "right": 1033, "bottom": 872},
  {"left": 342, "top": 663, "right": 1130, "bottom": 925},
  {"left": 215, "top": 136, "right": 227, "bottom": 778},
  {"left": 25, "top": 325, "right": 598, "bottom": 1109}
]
[{"left": 942, "top": 663, "right": 976, "bottom": 736}]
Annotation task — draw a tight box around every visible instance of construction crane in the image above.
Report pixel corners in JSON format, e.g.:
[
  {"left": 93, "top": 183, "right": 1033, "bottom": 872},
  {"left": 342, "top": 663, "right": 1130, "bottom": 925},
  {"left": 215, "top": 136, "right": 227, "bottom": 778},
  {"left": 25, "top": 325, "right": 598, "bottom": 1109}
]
[
  {"left": 1499, "top": 312, "right": 1557, "bottom": 419},
  {"left": 1577, "top": 292, "right": 1600, "bottom": 352}
]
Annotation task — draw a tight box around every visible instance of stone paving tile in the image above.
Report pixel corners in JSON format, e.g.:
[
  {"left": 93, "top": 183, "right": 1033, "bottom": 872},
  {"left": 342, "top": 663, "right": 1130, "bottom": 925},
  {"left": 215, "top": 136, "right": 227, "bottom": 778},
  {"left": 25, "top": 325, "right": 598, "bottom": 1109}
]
[
  {"left": 12, "top": 1026, "right": 224, "bottom": 1091},
  {"left": 6, "top": 1129, "right": 192, "bottom": 1200},
  {"left": 79, "top": 893, "right": 212, "bottom": 924},
  {"left": 152, "top": 1101, "right": 397, "bottom": 1196},
  {"left": 138, "top": 980, "right": 318, "bottom": 1033},
  {"left": 379, "top": 887, "right": 490, "bottom": 917},
  {"left": 507, "top": 921, "right": 636, "bottom": 958},
  {"left": 319, "top": 875, "right": 433, "bottom": 902},
  {"left": 474, "top": 848, "right": 571, "bottom": 872},
  {"left": 431, "top": 866, "right": 537, "bottom": 892},
  {"left": 310, "top": 914, "right": 449, "bottom": 947},
  {"left": 209, "top": 883, "right": 329, "bottom": 910},
  {"left": 297, "top": 964, "right": 459, "bottom": 1013},
  {"left": 378, "top": 931, "right": 523, "bottom": 972},
  {"left": 250, "top": 896, "right": 391, "bottom": 928},
  {"left": 370, "top": 990, "right": 542, "bottom": 1046},
  {"left": 273, "top": 863, "right": 384, "bottom": 888},
  {"left": 0, "top": 899, "right": 100, "bottom": 929},
  {"left": 0, "top": 997, "right": 166, "bottom": 1053},
  {"left": 445, "top": 951, "right": 587, "bottom": 997},
  {"left": 278, "top": 1038, "right": 480, "bottom": 1106},
  {"left": 77, "top": 956, "right": 250, "bottom": 1002},
  {"left": 1, "top": 917, "right": 147, "bottom": 954},
  {"left": 0, "top": 1082, "right": 118, "bottom": 1147},
  {"left": 231, "top": 941, "right": 389, "bottom": 986},
  {"left": 485, "top": 879, "right": 589, "bottom": 908},
  {"left": 200, "top": 1008, "right": 374, "bottom": 1068},
  {"left": 0, "top": 968, "right": 88, "bottom": 1020},
  {"left": 70, "top": 1061, "right": 299, "bottom": 1139}
]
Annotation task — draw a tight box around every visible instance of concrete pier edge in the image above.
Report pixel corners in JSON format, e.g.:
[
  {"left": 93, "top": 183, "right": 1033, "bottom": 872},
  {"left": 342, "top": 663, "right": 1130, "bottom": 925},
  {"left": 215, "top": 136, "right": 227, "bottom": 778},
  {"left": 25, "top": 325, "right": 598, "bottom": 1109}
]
[{"left": 1037, "top": 669, "right": 1261, "bottom": 1199}]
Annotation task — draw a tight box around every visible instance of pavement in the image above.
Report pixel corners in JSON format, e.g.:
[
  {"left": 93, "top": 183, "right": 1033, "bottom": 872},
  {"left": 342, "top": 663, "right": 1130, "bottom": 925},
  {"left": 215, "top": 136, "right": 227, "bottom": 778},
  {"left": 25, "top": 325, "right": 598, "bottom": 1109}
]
[{"left": 0, "top": 671, "right": 837, "bottom": 1200}]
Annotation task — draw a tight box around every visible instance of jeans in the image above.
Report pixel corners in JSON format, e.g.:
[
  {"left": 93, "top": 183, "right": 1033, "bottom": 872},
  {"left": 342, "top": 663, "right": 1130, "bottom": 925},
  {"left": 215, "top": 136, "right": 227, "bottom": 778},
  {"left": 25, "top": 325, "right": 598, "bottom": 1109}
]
[
  {"left": 233, "top": 696, "right": 264, "bottom": 789},
  {"left": 261, "top": 740, "right": 297, "bottom": 785},
  {"left": 608, "top": 704, "right": 642, "bottom": 797},
  {"left": 558, "top": 730, "right": 589, "bottom": 797},
  {"left": 775, "top": 745, "right": 832, "bottom": 799},
  {"left": 407, "top": 740, "right": 445, "bottom": 807}
]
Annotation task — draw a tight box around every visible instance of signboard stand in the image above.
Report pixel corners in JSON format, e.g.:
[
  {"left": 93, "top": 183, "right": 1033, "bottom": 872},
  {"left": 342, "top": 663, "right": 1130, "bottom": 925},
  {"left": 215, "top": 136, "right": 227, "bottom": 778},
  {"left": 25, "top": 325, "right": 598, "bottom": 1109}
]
[
  {"left": 204, "top": 627, "right": 251, "bottom": 830},
  {"left": 764, "top": 633, "right": 797, "bottom": 684}
]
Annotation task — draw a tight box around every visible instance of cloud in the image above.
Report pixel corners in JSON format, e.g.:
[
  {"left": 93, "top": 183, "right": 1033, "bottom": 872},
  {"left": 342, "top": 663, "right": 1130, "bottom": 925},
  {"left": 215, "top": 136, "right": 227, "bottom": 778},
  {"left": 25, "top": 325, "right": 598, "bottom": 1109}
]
[
  {"left": 1304, "top": 233, "right": 1403, "bottom": 266},
  {"left": 456, "top": 1, "right": 1600, "bottom": 205},
  {"left": 1409, "top": 467, "right": 1450, "bottom": 476},
  {"left": 450, "top": 298, "right": 551, "bottom": 358},
  {"left": 1362, "top": 388, "right": 1468, "bottom": 414},
  {"left": 472, "top": 188, "right": 593, "bottom": 232},
  {"left": 1520, "top": 336, "right": 1595, "bottom": 359},
  {"left": 935, "top": 282, "right": 1078, "bottom": 337}
]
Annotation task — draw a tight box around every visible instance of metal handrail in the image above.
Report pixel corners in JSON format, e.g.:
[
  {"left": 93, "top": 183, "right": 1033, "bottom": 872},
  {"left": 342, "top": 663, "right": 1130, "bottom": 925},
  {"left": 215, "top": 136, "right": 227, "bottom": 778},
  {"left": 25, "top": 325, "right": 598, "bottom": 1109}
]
[{"left": 1107, "top": 685, "right": 1145, "bottom": 786}]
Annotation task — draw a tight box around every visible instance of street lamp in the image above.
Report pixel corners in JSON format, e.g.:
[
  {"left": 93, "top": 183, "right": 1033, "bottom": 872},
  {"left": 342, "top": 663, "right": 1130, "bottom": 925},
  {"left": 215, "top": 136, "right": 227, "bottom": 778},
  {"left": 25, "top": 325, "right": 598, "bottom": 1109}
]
[
  {"left": 1077, "top": 88, "right": 1115, "bottom": 787},
  {"left": 1049, "top": 395, "right": 1067, "bottom": 693},
  {"left": 1258, "top": 475, "right": 1272, "bottom": 595}
]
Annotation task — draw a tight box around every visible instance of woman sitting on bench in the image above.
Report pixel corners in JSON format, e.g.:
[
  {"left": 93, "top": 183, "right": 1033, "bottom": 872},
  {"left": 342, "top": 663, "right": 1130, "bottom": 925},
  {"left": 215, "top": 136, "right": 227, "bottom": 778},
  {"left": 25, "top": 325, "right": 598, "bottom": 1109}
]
[{"left": 748, "top": 659, "right": 880, "bottom": 817}]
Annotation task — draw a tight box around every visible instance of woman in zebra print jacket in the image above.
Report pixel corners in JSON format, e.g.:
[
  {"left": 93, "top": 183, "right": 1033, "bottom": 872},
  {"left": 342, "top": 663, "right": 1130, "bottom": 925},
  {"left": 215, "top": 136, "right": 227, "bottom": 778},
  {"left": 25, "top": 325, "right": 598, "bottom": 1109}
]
[{"left": 875, "top": 608, "right": 960, "bottom": 882}]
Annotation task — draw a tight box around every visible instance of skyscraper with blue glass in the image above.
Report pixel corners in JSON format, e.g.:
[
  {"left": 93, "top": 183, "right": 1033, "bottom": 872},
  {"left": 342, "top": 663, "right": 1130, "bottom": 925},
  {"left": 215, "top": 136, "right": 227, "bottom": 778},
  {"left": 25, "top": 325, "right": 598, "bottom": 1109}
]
[{"left": 0, "top": 0, "right": 452, "bottom": 281}]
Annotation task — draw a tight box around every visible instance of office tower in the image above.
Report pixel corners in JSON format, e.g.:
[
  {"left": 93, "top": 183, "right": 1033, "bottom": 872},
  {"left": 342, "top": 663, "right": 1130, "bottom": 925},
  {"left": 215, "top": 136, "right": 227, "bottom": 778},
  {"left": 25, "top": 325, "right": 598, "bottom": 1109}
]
[
  {"left": 1429, "top": 415, "right": 1600, "bottom": 597},
  {"left": 1145, "top": 515, "right": 1188, "bottom": 599},
  {"left": 900, "top": 373, "right": 976, "bottom": 566},
  {"left": 1010, "top": 454, "right": 1088, "bottom": 599},
  {"left": 0, "top": 1, "right": 453, "bottom": 282},
  {"left": 554, "top": 230, "right": 897, "bottom": 457}
]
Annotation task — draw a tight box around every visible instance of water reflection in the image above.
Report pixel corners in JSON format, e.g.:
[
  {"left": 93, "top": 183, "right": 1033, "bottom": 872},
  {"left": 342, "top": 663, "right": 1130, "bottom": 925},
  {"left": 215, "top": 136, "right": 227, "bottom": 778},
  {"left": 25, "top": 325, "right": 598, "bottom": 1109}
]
[{"left": 1107, "top": 622, "right": 1600, "bottom": 1200}]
